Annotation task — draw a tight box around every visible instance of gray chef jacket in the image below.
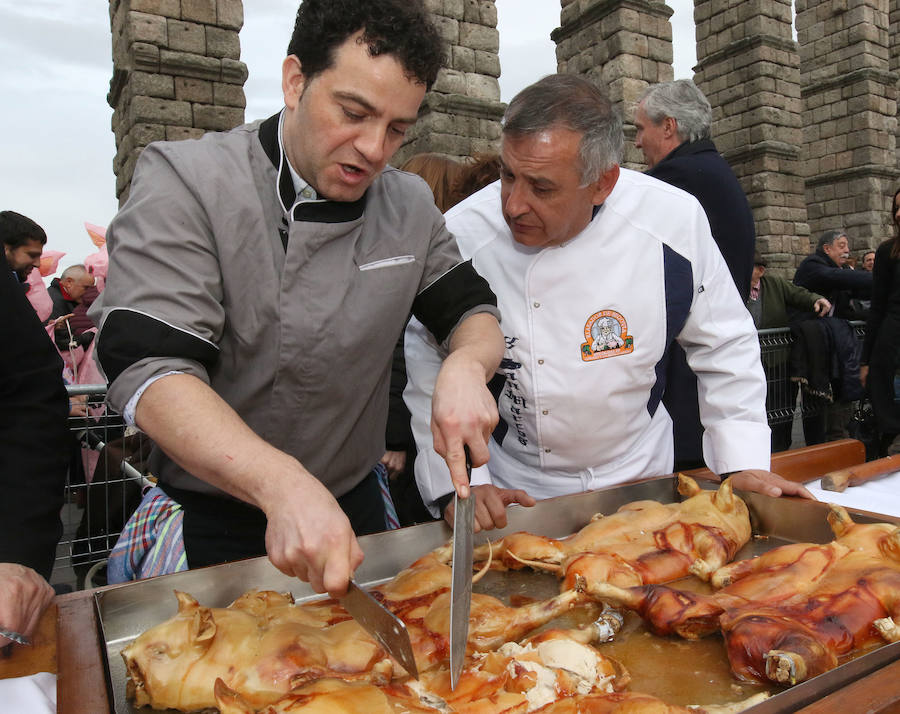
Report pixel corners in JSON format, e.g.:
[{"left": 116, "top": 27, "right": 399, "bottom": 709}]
[{"left": 91, "top": 112, "right": 499, "bottom": 501}]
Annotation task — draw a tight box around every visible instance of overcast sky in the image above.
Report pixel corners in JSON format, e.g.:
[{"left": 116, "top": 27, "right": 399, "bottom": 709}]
[{"left": 0, "top": 1, "right": 697, "bottom": 271}]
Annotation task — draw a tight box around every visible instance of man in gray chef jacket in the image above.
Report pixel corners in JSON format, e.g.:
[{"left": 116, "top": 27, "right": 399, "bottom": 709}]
[{"left": 90, "top": 0, "right": 504, "bottom": 597}]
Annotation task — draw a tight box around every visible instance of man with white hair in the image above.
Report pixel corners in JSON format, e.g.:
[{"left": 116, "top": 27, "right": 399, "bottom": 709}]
[
  {"left": 635, "top": 79, "right": 756, "bottom": 468},
  {"left": 405, "top": 74, "right": 810, "bottom": 532}
]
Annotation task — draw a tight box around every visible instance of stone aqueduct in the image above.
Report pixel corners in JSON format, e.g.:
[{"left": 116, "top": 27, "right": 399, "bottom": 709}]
[{"left": 108, "top": 0, "right": 900, "bottom": 272}]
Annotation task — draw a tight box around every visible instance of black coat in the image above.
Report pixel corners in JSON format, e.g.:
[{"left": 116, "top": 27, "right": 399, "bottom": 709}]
[
  {"left": 47, "top": 277, "right": 78, "bottom": 321},
  {"left": 793, "top": 250, "right": 872, "bottom": 321},
  {"left": 647, "top": 139, "right": 755, "bottom": 300},
  {"left": 0, "top": 253, "right": 69, "bottom": 579},
  {"left": 862, "top": 240, "right": 900, "bottom": 435},
  {"left": 649, "top": 139, "right": 756, "bottom": 467}
]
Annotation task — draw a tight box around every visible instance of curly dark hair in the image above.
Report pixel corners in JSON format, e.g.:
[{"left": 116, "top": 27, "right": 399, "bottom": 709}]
[{"left": 287, "top": 0, "right": 445, "bottom": 89}]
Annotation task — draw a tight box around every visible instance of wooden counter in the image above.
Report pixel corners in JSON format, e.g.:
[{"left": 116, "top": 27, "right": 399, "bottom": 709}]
[{"left": 1, "top": 438, "right": 896, "bottom": 714}]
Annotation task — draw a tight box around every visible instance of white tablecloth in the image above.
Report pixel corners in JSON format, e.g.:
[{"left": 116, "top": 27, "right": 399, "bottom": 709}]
[
  {"left": 0, "top": 671, "right": 55, "bottom": 714},
  {"left": 807, "top": 469, "right": 900, "bottom": 518}
]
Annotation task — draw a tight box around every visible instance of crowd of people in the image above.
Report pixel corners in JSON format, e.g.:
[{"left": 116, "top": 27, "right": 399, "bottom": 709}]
[{"left": 2, "top": 0, "right": 898, "bottom": 655}]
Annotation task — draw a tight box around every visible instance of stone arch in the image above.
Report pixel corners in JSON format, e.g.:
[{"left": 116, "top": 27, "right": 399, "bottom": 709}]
[{"left": 107, "top": 0, "right": 899, "bottom": 267}]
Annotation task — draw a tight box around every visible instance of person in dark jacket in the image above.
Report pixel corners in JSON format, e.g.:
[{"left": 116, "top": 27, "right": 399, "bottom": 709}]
[
  {"left": 0, "top": 251, "right": 69, "bottom": 647},
  {"left": 47, "top": 264, "right": 96, "bottom": 350},
  {"left": 746, "top": 252, "right": 830, "bottom": 451},
  {"left": 861, "top": 187, "right": 900, "bottom": 456},
  {"left": 794, "top": 230, "right": 872, "bottom": 442},
  {"left": 1, "top": 210, "right": 46, "bottom": 285},
  {"left": 634, "top": 79, "right": 757, "bottom": 469},
  {"left": 793, "top": 229, "right": 872, "bottom": 321}
]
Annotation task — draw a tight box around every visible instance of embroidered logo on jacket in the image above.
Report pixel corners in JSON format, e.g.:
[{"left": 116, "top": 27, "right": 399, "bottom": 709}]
[{"left": 581, "top": 310, "right": 634, "bottom": 361}]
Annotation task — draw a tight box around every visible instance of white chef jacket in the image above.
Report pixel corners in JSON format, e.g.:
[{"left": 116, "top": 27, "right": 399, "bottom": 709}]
[{"left": 405, "top": 169, "right": 770, "bottom": 516}]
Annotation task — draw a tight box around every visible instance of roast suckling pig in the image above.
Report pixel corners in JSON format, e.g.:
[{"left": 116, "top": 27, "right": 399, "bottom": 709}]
[
  {"left": 211, "top": 625, "right": 769, "bottom": 713},
  {"left": 584, "top": 505, "right": 900, "bottom": 686},
  {"left": 122, "top": 548, "right": 593, "bottom": 711},
  {"left": 464, "top": 475, "right": 750, "bottom": 589}
]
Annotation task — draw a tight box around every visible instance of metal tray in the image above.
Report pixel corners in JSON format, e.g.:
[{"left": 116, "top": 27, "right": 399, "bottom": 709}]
[{"left": 95, "top": 476, "right": 900, "bottom": 713}]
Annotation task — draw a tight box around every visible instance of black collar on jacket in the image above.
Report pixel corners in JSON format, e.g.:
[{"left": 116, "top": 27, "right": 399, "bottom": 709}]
[
  {"left": 656, "top": 138, "right": 718, "bottom": 165},
  {"left": 257, "top": 111, "right": 367, "bottom": 226}
]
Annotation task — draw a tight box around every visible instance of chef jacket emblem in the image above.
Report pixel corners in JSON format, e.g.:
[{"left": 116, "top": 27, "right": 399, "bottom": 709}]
[{"left": 581, "top": 310, "right": 634, "bottom": 361}]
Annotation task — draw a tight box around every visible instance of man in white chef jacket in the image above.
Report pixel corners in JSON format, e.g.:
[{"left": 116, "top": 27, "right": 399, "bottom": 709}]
[{"left": 404, "top": 74, "right": 812, "bottom": 531}]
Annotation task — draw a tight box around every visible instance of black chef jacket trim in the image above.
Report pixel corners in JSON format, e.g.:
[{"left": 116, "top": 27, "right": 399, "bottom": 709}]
[
  {"left": 97, "top": 308, "right": 220, "bottom": 384},
  {"left": 413, "top": 260, "right": 498, "bottom": 346},
  {"left": 647, "top": 245, "right": 693, "bottom": 418},
  {"left": 258, "top": 111, "right": 367, "bottom": 227}
]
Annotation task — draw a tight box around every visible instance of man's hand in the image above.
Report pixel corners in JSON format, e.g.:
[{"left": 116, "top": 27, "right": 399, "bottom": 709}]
[
  {"left": 860, "top": 364, "right": 869, "bottom": 388},
  {"left": 813, "top": 298, "right": 832, "bottom": 316},
  {"left": 380, "top": 450, "right": 407, "bottom": 479},
  {"left": 431, "top": 313, "right": 504, "bottom": 499},
  {"left": 729, "top": 469, "right": 815, "bottom": 500},
  {"left": 52, "top": 313, "right": 74, "bottom": 331},
  {"left": 0, "top": 564, "right": 54, "bottom": 646},
  {"left": 444, "top": 484, "right": 536, "bottom": 532},
  {"left": 260, "top": 474, "right": 364, "bottom": 598},
  {"left": 136, "top": 373, "right": 364, "bottom": 600}
]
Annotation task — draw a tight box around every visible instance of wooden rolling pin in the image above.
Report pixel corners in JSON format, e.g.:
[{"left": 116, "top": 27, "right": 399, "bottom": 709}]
[{"left": 820, "top": 454, "right": 900, "bottom": 492}]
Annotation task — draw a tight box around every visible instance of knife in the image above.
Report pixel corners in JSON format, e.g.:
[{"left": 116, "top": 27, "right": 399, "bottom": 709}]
[
  {"left": 449, "top": 448, "right": 475, "bottom": 690},
  {"left": 340, "top": 579, "right": 419, "bottom": 679}
]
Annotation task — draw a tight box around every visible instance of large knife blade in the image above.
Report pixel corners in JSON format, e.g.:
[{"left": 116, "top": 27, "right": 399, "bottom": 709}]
[
  {"left": 340, "top": 579, "right": 419, "bottom": 679},
  {"left": 449, "top": 450, "right": 474, "bottom": 690}
]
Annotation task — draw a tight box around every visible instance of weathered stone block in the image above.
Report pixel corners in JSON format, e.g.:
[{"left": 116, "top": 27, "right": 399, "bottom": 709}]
[
  {"left": 217, "top": 0, "right": 243, "bottom": 30},
  {"left": 466, "top": 72, "right": 500, "bottom": 101},
  {"left": 206, "top": 26, "right": 240, "bottom": 59},
  {"left": 430, "top": 15, "right": 459, "bottom": 44},
  {"left": 193, "top": 104, "right": 244, "bottom": 131},
  {"left": 182, "top": 0, "right": 216, "bottom": 24},
  {"left": 221, "top": 58, "right": 248, "bottom": 84},
  {"left": 130, "top": 0, "right": 181, "bottom": 18},
  {"left": 213, "top": 82, "right": 246, "bottom": 107},
  {"left": 129, "top": 11, "right": 167, "bottom": 46},
  {"left": 165, "top": 125, "right": 206, "bottom": 141},
  {"left": 175, "top": 76, "right": 213, "bottom": 103},
  {"left": 168, "top": 19, "right": 206, "bottom": 54},
  {"left": 130, "top": 71, "right": 175, "bottom": 99},
  {"left": 459, "top": 22, "right": 498, "bottom": 52},
  {"left": 474, "top": 50, "right": 500, "bottom": 77},
  {"left": 451, "top": 45, "right": 475, "bottom": 72},
  {"left": 130, "top": 96, "right": 193, "bottom": 126},
  {"left": 432, "top": 68, "right": 466, "bottom": 94},
  {"left": 132, "top": 42, "right": 161, "bottom": 72},
  {"left": 160, "top": 49, "right": 221, "bottom": 80}
]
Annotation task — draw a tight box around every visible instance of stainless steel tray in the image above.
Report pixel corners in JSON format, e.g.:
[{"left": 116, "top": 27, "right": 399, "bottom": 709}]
[{"left": 95, "top": 477, "right": 900, "bottom": 713}]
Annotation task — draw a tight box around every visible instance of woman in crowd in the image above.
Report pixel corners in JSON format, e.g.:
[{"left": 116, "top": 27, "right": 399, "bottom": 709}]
[{"left": 861, "top": 187, "right": 900, "bottom": 456}]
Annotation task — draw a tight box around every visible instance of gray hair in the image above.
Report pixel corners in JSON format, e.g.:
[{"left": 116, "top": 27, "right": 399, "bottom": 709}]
[
  {"left": 639, "top": 79, "right": 711, "bottom": 143},
  {"left": 61, "top": 264, "right": 88, "bottom": 280},
  {"left": 817, "top": 229, "right": 848, "bottom": 251},
  {"left": 502, "top": 74, "right": 624, "bottom": 185}
]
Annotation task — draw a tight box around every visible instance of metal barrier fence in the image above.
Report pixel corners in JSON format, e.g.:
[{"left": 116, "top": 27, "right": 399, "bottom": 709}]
[
  {"left": 50, "top": 323, "right": 867, "bottom": 590},
  {"left": 757, "top": 321, "right": 865, "bottom": 427},
  {"left": 53, "top": 384, "right": 152, "bottom": 591}
]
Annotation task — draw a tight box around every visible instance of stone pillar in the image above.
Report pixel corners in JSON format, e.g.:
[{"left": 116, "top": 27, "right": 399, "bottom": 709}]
[
  {"left": 394, "top": 0, "right": 506, "bottom": 165},
  {"left": 797, "top": 0, "right": 898, "bottom": 254},
  {"left": 694, "top": 0, "right": 808, "bottom": 274},
  {"left": 554, "top": 0, "right": 675, "bottom": 168},
  {"left": 108, "top": 0, "right": 248, "bottom": 204},
  {"left": 893, "top": 0, "right": 900, "bottom": 169}
]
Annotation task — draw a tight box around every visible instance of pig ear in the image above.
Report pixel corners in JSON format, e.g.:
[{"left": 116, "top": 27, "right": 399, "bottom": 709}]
[
  {"left": 826, "top": 505, "right": 854, "bottom": 537},
  {"left": 676, "top": 473, "right": 701, "bottom": 498},
  {"left": 175, "top": 591, "right": 199, "bottom": 612},
  {"left": 883, "top": 527, "right": 900, "bottom": 562},
  {"left": 189, "top": 607, "right": 217, "bottom": 646},
  {"left": 214, "top": 678, "right": 253, "bottom": 714},
  {"left": 711, "top": 476, "right": 736, "bottom": 511}
]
